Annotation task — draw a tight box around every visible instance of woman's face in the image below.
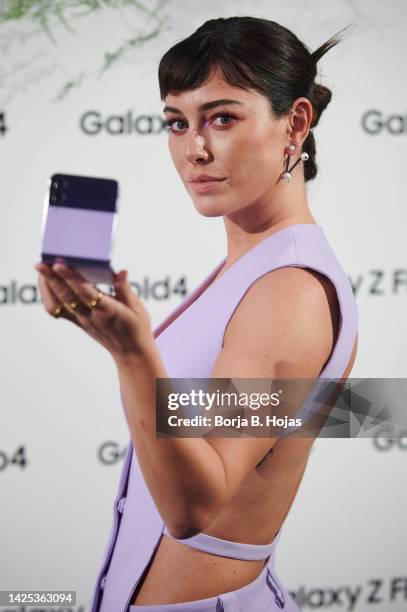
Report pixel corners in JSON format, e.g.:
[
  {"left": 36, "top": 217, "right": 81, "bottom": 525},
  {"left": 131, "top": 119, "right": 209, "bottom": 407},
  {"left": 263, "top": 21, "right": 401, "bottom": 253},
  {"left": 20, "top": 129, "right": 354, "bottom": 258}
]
[{"left": 163, "top": 66, "right": 292, "bottom": 218}]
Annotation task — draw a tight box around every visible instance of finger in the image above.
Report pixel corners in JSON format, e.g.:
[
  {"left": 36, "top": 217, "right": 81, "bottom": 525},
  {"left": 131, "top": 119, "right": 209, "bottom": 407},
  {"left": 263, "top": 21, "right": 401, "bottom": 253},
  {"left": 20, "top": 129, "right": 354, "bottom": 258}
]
[
  {"left": 50, "top": 263, "right": 111, "bottom": 315},
  {"left": 36, "top": 263, "right": 87, "bottom": 310},
  {"left": 36, "top": 267, "right": 80, "bottom": 325},
  {"left": 36, "top": 263, "right": 91, "bottom": 318},
  {"left": 112, "top": 270, "right": 141, "bottom": 310}
]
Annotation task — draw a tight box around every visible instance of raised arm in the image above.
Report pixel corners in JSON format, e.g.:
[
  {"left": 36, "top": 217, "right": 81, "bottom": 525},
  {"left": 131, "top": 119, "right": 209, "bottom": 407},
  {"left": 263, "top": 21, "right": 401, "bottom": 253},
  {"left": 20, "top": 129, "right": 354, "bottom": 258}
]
[{"left": 114, "top": 266, "right": 338, "bottom": 538}]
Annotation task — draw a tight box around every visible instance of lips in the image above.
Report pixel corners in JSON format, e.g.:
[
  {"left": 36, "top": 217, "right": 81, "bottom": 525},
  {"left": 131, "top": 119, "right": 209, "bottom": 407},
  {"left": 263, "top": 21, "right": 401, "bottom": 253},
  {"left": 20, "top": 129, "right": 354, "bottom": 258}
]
[
  {"left": 187, "top": 175, "right": 226, "bottom": 183},
  {"left": 188, "top": 178, "right": 226, "bottom": 193}
]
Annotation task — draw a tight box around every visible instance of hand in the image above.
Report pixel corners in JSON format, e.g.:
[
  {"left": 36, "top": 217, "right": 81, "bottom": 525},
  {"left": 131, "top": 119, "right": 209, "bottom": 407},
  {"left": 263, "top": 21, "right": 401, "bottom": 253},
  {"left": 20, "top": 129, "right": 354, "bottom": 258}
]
[{"left": 35, "top": 261, "right": 155, "bottom": 362}]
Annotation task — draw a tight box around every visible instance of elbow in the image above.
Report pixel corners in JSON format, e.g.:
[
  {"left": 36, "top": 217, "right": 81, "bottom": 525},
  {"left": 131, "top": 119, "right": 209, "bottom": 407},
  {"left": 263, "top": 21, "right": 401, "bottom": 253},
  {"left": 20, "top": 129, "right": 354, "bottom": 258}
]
[
  {"left": 165, "top": 524, "right": 202, "bottom": 540},
  {"left": 165, "top": 508, "right": 214, "bottom": 540}
]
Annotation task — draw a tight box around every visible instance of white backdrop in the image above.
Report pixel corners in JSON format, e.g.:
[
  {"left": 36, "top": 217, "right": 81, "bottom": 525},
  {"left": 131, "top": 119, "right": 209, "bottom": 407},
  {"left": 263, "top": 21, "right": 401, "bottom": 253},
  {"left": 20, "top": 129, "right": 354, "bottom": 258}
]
[{"left": 1, "top": 0, "right": 406, "bottom": 610}]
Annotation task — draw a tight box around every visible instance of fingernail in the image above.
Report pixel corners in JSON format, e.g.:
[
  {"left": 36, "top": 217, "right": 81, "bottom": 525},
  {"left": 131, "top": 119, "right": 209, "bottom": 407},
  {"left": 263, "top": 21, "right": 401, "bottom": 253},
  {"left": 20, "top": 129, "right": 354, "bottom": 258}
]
[{"left": 53, "top": 264, "right": 67, "bottom": 275}]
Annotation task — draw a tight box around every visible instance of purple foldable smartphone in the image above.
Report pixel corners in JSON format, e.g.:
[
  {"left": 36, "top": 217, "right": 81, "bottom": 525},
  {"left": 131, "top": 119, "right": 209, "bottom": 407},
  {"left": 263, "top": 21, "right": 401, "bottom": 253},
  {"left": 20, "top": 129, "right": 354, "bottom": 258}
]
[{"left": 40, "top": 173, "right": 119, "bottom": 284}]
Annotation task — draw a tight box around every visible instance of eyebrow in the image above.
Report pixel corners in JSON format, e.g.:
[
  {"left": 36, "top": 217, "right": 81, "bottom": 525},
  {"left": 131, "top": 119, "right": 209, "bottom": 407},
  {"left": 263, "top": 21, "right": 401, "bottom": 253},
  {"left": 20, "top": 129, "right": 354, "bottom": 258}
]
[{"left": 162, "top": 98, "right": 244, "bottom": 114}]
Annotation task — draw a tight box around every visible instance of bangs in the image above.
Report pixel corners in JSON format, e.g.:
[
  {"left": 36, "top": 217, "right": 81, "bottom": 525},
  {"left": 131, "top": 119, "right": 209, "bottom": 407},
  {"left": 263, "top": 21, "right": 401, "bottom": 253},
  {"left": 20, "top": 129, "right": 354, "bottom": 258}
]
[{"left": 158, "top": 33, "right": 258, "bottom": 101}]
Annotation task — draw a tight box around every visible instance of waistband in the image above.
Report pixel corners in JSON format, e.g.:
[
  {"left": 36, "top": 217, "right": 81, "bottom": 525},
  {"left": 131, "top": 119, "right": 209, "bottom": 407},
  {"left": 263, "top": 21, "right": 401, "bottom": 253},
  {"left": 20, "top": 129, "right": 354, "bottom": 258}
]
[{"left": 161, "top": 526, "right": 282, "bottom": 561}]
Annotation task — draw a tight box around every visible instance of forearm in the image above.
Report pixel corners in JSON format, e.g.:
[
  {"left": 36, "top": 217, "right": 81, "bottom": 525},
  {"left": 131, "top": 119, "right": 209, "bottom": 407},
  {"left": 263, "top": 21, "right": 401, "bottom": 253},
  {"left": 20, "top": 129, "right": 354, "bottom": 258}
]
[{"left": 113, "top": 345, "right": 227, "bottom": 538}]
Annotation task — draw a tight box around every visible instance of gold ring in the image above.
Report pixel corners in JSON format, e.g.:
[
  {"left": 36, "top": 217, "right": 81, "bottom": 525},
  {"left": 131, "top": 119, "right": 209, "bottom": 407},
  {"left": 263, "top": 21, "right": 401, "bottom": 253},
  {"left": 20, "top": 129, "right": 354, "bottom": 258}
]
[
  {"left": 52, "top": 304, "right": 64, "bottom": 318},
  {"left": 62, "top": 301, "right": 79, "bottom": 315},
  {"left": 88, "top": 290, "right": 104, "bottom": 309}
]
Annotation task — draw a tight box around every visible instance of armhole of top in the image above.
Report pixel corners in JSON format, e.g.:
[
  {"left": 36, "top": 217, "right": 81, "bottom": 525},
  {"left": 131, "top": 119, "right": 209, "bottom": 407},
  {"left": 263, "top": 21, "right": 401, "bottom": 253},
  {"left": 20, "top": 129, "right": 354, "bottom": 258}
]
[{"left": 219, "top": 264, "right": 344, "bottom": 378}]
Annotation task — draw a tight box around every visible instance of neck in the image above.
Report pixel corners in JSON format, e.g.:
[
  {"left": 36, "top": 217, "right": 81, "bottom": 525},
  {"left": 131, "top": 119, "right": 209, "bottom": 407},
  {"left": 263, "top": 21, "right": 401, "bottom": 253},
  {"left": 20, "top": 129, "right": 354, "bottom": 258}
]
[{"left": 221, "top": 175, "right": 316, "bottom": 268}]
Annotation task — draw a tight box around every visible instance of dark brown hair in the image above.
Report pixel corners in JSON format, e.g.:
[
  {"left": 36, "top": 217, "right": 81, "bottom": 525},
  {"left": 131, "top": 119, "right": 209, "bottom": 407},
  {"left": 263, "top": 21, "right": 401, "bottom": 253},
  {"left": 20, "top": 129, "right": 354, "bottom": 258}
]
[{"left": 159, "top": 17, "right": 352, "bottom": 181}]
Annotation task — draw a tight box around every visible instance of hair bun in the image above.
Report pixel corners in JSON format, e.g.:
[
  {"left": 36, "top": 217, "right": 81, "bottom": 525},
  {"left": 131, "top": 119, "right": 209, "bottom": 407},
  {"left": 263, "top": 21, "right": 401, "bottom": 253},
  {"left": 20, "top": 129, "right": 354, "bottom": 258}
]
[{"left": 310, "top": 83, "right": 332, "bottom": 128}]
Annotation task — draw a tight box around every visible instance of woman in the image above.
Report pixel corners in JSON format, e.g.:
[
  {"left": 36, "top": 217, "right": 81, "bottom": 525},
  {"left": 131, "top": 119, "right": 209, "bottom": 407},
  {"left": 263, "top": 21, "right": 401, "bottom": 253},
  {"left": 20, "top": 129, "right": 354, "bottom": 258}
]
[{"left": 36, "top": 16, "right": 358, "bottom": 612}]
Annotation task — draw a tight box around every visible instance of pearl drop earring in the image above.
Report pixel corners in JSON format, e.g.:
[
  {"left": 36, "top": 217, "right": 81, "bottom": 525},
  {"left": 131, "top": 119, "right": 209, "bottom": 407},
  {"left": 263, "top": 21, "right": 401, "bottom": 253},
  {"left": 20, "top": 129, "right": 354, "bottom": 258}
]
[{"left": 282, "top": 144, "right": 309, "bottom": 182}]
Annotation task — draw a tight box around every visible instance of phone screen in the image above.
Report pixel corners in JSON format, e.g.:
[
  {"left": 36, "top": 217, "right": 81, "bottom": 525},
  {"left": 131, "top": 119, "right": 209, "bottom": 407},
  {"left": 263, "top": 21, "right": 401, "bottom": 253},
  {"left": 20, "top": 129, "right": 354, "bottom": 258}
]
[{"left": 40, "top": 173, "right": 119, "bottom": 284}]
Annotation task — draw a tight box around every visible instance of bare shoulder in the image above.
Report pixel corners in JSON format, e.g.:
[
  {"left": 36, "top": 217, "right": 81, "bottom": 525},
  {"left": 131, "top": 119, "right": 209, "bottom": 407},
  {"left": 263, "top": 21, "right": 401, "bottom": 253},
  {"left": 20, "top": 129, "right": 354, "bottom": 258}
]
[{"left": 218, "top": 266, "right": 340, "bottom": 379}]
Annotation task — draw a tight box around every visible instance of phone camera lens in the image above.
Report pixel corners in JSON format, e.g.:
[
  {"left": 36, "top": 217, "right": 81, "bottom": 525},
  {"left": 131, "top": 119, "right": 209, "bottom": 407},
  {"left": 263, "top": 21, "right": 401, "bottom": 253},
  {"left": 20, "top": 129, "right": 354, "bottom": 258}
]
[
  {"left": 52, "top": 181, "right": 60, "bottom": 190},
  {"left": 51, "top": 192, "right": 63, "bottom": 203}
]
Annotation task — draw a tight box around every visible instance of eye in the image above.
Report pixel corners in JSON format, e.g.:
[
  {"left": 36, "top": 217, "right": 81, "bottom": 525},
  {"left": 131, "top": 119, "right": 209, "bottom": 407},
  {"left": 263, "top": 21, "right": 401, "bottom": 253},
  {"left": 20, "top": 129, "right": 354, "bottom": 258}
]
[
  {"left": 212, "top": 112, "right": 237, "bottom": 127},
  {"left": 164, "top": 111, "right": 238, "bottom": 133},
  {"left": 164, "top": 117, "right": 186, "bottom": 132}
]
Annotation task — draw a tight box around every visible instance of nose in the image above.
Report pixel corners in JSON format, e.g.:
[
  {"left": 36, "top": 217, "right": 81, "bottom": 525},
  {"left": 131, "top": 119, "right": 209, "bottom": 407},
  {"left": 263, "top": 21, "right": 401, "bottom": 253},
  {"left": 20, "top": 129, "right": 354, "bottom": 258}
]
[{"left": 185, "top": 129, "right": 210, "bottom": 163}]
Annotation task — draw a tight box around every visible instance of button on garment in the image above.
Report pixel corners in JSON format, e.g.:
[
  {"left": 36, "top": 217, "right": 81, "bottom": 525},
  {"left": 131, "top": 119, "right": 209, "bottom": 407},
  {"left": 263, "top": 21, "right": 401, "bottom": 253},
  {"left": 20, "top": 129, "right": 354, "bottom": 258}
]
[
  {"left": 117, "top": 497, "right": 126, "bottom": 514},
  {"left": 90, "top": 224, "right": 359, "bottom": 612}
]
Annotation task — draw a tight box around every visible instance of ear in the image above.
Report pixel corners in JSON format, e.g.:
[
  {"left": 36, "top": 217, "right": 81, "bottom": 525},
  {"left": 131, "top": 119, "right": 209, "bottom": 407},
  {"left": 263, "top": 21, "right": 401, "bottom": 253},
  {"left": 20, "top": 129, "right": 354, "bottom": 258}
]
[{"left": 288, "top": 97, "right": 313, "bottom": 144}]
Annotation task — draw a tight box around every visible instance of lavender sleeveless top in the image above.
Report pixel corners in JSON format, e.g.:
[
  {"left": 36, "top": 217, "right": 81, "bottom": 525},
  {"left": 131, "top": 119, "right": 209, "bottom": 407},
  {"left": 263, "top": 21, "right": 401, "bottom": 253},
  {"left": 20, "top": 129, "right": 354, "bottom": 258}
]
[{"left": 90, "top": 224, "right": 358, "bottom": 612}]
